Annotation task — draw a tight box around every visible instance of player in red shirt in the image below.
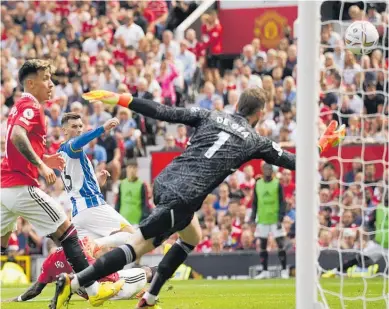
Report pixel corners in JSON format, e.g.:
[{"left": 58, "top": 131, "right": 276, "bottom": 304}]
[
  {"left": 201, "top": 11, "right": 223, "bottom": 82},
  {"left": 5, "top": 237, "right": 155, "bottom": 303},
  {"left": 0, "top": 59, "right": 122, "bottom": 308},
  {"left": 175, "top": 124, "right": 189, "bottom": 149}
]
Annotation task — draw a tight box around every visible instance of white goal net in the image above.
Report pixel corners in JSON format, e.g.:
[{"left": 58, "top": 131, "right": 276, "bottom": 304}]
[{"left": 316, "top": 1, "right": 388, "bottom": 309}]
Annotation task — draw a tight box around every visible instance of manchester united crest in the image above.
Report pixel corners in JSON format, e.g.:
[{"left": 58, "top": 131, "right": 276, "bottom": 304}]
[{"left": 254, "top": 11, "right": 288, "bottom": 48}]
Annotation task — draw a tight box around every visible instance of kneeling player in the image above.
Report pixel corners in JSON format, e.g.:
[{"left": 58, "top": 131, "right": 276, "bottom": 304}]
[
  {"left": 251, "top": 163, "right": 289, "bottom": 279},
  {"left": 5, "top": 237, "right": 155, "bottom": 302}
]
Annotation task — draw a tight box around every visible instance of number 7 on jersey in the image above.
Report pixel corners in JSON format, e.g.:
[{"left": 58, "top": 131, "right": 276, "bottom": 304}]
[{"left": 205, "top": 131, "right": 231, "bottom": 158}]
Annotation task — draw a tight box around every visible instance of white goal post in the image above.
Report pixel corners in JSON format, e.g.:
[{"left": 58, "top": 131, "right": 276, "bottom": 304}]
[{"left": 296, "top": 2, "right": 322, "bottom": 309}]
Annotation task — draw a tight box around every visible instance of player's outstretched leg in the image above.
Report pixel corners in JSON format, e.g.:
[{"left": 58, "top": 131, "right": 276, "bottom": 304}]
[
  {"left": 51, "top": 229, "right": 154, "bottom": 308},
  {"left": 137, "top": 216, "right": 201, "bottom": 309},
  {"left": 50, "top": 222, "right": 129, "bottom": 308}
]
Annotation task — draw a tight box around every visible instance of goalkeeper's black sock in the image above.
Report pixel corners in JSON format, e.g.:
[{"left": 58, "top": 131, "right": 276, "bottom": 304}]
[
  {"left": 260, "top": 251, "right": 269, "bottom": 271},
  {"left": 146, "top": 239, "right": 194, "bottom": 304},
  {"left": 278, "top": 249, "right": 287, "bottom": 270},
  {"left": 77, "top": 244, "right": 136, "bottom": 287}
]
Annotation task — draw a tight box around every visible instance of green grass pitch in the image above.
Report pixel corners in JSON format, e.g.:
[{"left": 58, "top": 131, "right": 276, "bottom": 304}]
[{"left": 1, "top": 279, "right": 388, "bottom": 309}]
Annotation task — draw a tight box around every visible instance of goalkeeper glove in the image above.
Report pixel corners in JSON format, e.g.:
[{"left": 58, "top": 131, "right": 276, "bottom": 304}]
[
  {"left": 82, "top": 90, "right": 133, "bottom": 108},
  {"left": 318, "top": 120, "right": 346, "bottom": 154}
]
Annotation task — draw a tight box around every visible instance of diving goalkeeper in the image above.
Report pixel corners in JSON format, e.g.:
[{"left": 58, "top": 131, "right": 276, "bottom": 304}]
[{"left": 51, "top": 88, "right": 345, "bottom": 309}]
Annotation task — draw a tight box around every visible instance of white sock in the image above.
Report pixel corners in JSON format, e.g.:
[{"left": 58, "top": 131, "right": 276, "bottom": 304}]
[
  {"left": 94, "top": 232, "right": 132, "bottom": 248},
  {"left": 70, "top": 275, "right": 80, "bottom": 291},
  {"left": 85, "top": 282, "right": 99, "bottom": 296},
  {"left": 144, "top": 291, "right": 157, "bottom": 305}
]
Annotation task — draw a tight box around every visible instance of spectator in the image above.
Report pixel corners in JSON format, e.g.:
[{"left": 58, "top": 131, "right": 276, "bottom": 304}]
[
  {"left": 228, "top": 173, "right": 244, "bottom": 199},
  {"left": 116, "top": 160, "right": 150, "bottom": 226},
  {"left": 176, "top": 40, "right": 196, "bottom": 88},
  {"left": 198, "top": 81, "right": 217, "bottom": 110},
  {"left": 157, "top": 60, "right": 179, "bottom": 106},
  {"left": 224, "top": 89, "right": 238, "bottom": 114},
  {"left": 49, "top": 104, "right": 62, "bottom": 127},
  {"left": 175, "top": 124, "right": 188, "bottom": 149},
  {"left": 22, "top": 9, "right": 41, "bottom": 34},
  {"left": 213, "top": 182, "right": 231, "bottom": 217},
  {"left": 85, "top": 138, "right": 107, "bottom": 170},
  {"left": 364, "top": 82, "right": 385, "bottom": 115},
  {"left": 201, "top": 11, "right": 223, "bottom": 83},
  {"left": 89, "top": 100, "right": 112, "bottom": 128},
  {"left": 344, "top": 157, "right": 363, "bottom": 183},
  {"left": 146, "top": 0, "right": 168, "bottom": 36},
  {"left": 98, "top": 131, "right": 121, "bottom": 184},
  {"left": 114, "top": 10, "right": 145, "bottom": 48},
  {"left": 236, "top": 230, "right": 255, "bottom": 250},
  {"left": 241, "top": 44, "right": 257, "bottom": 70},
  {"left": 158, "top": 30, "right": 179, "bottom": 60},
  {"left": 160, "top": 133, "right": 181, "bottom": 151}
]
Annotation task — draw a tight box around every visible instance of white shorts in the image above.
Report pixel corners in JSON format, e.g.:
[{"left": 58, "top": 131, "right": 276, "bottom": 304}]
[
  {"left": 1, "top": 186, "right": 67, "bottom": 237},
  {"left": 255, "top": 223, "right": 286, "bottom": 239},
  {"left": 363, "top": 240, "right": 388, "bottom": 263},
  {"left": 112, "top": 268, "right": 147, "bottom": 300},
  {"left": 72, "top": 204, "right": 131, "bottom": 240}
]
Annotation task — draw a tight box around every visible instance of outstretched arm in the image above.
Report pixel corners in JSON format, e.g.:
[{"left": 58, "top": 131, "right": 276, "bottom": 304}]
[
  {"left": 82, "top": 91, "right": 210, "bottom": 127},
  {"left": 6, "top": 281, "right": 47, "bottom": 302},
  {"left": 255, "top": 120, "right": 346, "bottom": 170},
  {"left": 129, "top": 98, "right": 210, "bottom": 127},
  {"left": 69, "top": 118, "right": 119, "bottom": 152},
  {"left": 70, "top": 127, "right": 105, "bottom": 152}
]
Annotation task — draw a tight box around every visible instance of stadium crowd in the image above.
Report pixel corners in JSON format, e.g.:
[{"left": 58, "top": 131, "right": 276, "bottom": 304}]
[{"left": 0, "top": 1, "right": 387, "bottom": 257}]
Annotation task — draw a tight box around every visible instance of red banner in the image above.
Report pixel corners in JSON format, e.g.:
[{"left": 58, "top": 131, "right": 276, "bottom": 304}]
[
  {"left": 218, "top": 6, "right": 298, "bottom": 54},
  {"left": 150, "top": 144, "right": 388, "bottom": 181}
]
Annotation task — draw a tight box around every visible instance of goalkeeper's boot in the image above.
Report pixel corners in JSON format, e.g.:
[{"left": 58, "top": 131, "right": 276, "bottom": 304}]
[
  {"left": 88, "top": 280, "right": 125, "bottom": 307},
  {"left": 255, "top": 270, "right": 270, "bottom": 279},
  {"left": 136, "top": 297, "right": 162, "bottom": 309},
  {"left": 50, "top": 273, "right": 73, "bottom": 309},
  {"left": 322, "top": 268, "right": 337, "bottom": 278}
]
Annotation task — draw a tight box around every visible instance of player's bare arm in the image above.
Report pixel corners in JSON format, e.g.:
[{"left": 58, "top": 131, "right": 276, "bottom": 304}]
[
  {"left": 11, "top": 125, "right": 56, "bottom": 184},
  {"left": 4, "top": 281, "right": 47, "bottom": 302},
  {"left": 97, "top": 170, "right": 111, "bottom": 187},
  {"left": 43, "top": 153, "right": 66, "bottom": 171},
  {"left": 11, "top": 125, "right": 43, "bottom": 167}
]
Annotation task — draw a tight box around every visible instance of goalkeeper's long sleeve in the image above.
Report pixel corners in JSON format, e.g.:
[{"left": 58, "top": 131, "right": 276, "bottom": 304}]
[{"left": 128, "top": 98, "right": 210, "bottom": 127}]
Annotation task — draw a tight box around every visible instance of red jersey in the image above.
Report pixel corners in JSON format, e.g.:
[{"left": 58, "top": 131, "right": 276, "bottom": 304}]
[
  {"left": 281, "top": 182, "right": 295, "bottom": 198},
  {"left": 175, "top": 137, "right": 189, "bottom": 149},
  {"left": 146, "top": 0, "right": 168, "bottom": 20},
  {"left": 1, "top": 94, "right": 47, "bottom": 188},
  {"left": 201, "top": 23, "right": 223, "bottom": 55},
  {"left": 38, "top": 241, "right": 119, "bottom": 285}
]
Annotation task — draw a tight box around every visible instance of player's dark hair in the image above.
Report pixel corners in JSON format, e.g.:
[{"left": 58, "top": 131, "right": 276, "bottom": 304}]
[
  {"left": 18, "top": 59, "right": 55, "bottom": 86},
  {"left": 61, "top": 112, "right": 82, "bottom": 125},
  {"left": 236, "top": 88, "right": 266, "bottom": 117}
]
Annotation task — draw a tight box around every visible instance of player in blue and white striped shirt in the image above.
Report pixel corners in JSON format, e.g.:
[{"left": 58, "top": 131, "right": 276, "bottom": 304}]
[{"left": 59, "top": 112, "right": 134, "bottom": 247}]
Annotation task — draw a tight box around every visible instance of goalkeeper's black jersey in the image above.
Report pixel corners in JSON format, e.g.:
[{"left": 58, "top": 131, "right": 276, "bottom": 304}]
[{"left": 130, "top": 98, "right": 296, "bottom": 208}]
